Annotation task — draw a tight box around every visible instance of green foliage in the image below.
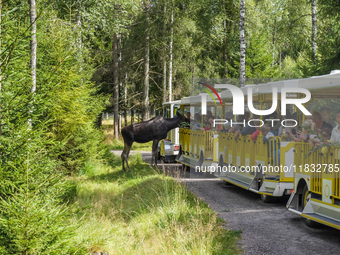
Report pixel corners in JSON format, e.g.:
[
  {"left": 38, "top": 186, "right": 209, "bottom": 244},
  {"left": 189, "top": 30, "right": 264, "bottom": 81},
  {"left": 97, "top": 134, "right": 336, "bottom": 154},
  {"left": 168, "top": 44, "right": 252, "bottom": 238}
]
[
  {"left": 0, "top": 2, "right": 107, "bottom": 253},
  {"left": 34, "top": 12, "right": 108, "bottom": 172},
  {"left": 70, "top": 153, "right": 241, "bottom": 254},
  {"left": 0, "top": 115, "right": 86, "bottom": 253},
  {"left": 280, "top": 56, "right": 303, "bottom": 78},
  {"left": 0, "top": 181, "right": 86, "bottom": 254}
]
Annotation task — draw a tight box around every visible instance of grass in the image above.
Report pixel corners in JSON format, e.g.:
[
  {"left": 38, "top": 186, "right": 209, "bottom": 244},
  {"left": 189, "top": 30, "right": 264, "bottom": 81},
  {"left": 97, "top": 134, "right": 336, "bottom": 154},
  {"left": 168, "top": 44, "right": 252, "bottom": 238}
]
[{"left": 68, "top": 152, "right": 241, "bottom": 254}]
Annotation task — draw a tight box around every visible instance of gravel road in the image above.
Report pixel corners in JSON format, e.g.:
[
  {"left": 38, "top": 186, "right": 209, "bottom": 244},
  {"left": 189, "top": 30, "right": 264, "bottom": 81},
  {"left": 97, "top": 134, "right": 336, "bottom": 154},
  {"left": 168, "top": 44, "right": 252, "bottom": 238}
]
[{"left": 114, "top": 150, "right": 340, "bottom": 255}]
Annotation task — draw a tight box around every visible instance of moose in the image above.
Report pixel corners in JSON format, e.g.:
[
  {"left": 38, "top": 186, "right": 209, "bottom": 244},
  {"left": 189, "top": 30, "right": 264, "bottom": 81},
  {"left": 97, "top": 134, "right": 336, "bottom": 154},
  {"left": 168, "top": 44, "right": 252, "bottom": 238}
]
[{"left": 121, "top": 112, "right": 186, "bottom": 171}]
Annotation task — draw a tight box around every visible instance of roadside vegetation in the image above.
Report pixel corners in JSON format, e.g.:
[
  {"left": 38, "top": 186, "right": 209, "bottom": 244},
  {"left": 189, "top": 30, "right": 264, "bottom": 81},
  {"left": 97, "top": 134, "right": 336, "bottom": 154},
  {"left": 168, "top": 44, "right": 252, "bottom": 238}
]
[
  {"left": 67, "top": 122, "right": 241, "bottom": 254},
  {"left": 70, "top": 149, "right": 241, "bottom": 254}
]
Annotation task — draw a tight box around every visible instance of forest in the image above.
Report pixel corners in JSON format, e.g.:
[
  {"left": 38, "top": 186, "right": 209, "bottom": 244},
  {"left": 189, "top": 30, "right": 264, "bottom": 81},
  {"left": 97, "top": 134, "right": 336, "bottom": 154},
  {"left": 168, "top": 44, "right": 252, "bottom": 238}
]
[{"left": 0, "top": 0, "right": 340, "bottom": 254}]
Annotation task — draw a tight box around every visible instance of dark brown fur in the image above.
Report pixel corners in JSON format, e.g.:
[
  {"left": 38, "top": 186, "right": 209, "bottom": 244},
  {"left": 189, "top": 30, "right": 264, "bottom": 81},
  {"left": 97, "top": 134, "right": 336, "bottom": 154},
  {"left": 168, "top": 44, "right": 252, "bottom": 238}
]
[{"left": 121, "top": 113, "right": 186, "bottom": 171}]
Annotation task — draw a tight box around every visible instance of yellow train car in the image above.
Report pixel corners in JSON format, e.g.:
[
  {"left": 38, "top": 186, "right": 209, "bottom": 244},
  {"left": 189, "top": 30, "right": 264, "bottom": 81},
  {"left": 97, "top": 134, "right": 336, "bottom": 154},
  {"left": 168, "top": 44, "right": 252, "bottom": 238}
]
[
  {"left": 158, "top": 100, "right": 181, "bottom": 162},
  {"left": 286, "top": 71, "right": 340, "bottom": 229},
  {"left": 176, "top": 94, "right": 220, "bottom": 169},
  {"left": 213, "top": 80, "right": 298, "bottom": 202},
  {"left": 177, "top": 70, "right": 340, "bottom": 229}
]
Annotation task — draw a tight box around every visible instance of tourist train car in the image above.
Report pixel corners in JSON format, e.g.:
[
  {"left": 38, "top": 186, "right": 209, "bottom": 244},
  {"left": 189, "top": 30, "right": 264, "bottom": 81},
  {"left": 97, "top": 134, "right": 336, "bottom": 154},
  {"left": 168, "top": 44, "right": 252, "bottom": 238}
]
[
  {"left": 176, "top": 70, "right": 340, "bottom": 229},
  {"left": 286, "top": 70, "right": 340, "bottom": 229},
  {"left": 213, "top": 78, "right": 304, "bottom": 202},
  {"left": 176, "top": 93, "right": 222, "bottom": 170},
  {"left": 158, "top": 100, "right": 181, "bottom": 162}
]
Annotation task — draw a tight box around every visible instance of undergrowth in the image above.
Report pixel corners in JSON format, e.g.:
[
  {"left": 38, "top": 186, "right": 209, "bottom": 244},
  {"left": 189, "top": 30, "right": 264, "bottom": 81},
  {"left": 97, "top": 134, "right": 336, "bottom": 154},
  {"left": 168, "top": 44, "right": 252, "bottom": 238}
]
[{"left": 68, "top": 152, "right": 241, "bottom": 254}]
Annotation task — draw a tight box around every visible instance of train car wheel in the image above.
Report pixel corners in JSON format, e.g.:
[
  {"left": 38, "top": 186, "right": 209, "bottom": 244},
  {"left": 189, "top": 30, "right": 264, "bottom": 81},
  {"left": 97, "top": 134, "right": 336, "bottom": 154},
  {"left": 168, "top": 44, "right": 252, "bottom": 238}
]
[
  {"left": 260, "top": 193, "right": 274, "bottom": 203},
  {"left": 302, "top": 185, "right": 322, "bottom": 228}
]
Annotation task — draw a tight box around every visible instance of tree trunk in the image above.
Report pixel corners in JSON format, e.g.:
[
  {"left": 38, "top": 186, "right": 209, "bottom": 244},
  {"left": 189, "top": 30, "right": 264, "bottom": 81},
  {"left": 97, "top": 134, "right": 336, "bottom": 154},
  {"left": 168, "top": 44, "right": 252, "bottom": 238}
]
[
  {"left": 279, "top": 50, "right": 282, "bottom": 70},
  {"left": 131, "top": 109, "right": 134, "bottom": 125},
  {"left": 162, "top": 3, "right": 167, "bottom": 104},
  {"left": 119, "top": 114, "right": 121, "bottom": 133},
  {"left": 239, "top": 0, "right": 246, "bottom": 87},
  {"left": 119, "top": 35, "right": 128, "bottom": 127},
  {"left": 30, "top": 0, "right": 37, "bottom": 94},
  {"left": 118, "top": 35, "right": 122, "bottom": 133},
  {"left": 223, "top": 0, "right": 228, "bottom": 77},
  {"left": 113, "top": 33, "right": 119, "bottom": 138},
  {"left": 311, "top": 0, "right": 317, "bottom": 62},
  {"left": 124, "top": 72, "right": 128, "bottom": 127},
  {"left": 192, "top": 63, "right": 195, "bottom": 87},
  {"left": 163, "top": 59, "right": 167, "bottom": 104},
  {"left": 271, "top": 19, "right": 277, "bottom": 67},
  {"left": 168, "top": 4, "right": 173, "bottom": 101},
  {"left": 75, "top": 6, "right": 83, "bottom": 81},
  {"left": 143, "top": 1, "right": 150, "bottom": 121},
  {"left": 29, "top": 0, "right": 37, "bottom": 128}
]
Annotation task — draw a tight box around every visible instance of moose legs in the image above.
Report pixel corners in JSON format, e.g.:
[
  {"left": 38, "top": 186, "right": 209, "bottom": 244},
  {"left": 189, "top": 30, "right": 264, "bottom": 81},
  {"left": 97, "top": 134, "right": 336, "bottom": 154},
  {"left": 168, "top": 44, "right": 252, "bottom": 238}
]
[
  {"left": 121, "top": 141, "right": 132, "bottom": 171},
  {"left": 151, "top": 139, "right": 159, "bottom": 167},
  {"left": 121, "top": 139, "right": 159, "bottom": 171}
]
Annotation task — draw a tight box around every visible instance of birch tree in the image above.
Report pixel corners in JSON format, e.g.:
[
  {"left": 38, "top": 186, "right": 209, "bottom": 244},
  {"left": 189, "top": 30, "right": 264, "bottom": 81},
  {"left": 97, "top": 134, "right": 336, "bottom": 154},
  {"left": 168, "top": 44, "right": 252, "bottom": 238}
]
[
  {"left": 29, "top": 0, "right": 37, "bottom": 129},
  {"left": 143, "top": 0, "right": 150, "bottom": 121},
  {"left": 113, "top": 33, "right": 119, "bottom": 138},
  {"left": 162, "top": 2, "right": 167, "bottom": 104},
  {"left": 30, "top": 0, "right": 37, "bottom": 95},
  {"left": 239, "top": 0, "right": 246, "bottom": 87},
  {"left": 168, "top": 2, "right": 173, "bottom": 101},
  {"left": 311, "top": 0, "right": 317, "bottom": 62}
]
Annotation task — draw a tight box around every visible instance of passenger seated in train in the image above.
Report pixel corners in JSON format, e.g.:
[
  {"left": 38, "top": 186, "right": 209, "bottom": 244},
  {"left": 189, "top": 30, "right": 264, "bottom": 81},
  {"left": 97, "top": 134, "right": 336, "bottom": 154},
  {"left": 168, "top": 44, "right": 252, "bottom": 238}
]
[
  {"left": 261, "top": 124, "right": 277, "bottom": 143},
  {"left": 294, "top": 119, "right": 315, "bottom": 142},
  {"left": 228, "top": 112, "right": 251, "bottom": 139},
  {"left": 186, "top": 112, "right": 194, "bottom": 123},
  {"left": 267, "top": 111, "right": 282, "bottom": 134},
  {"left": 222, "top": 114, "right": 232, "bottom": 131},
  {"left": 214, "top": 115, "right": 223, "bottom": 131},
  {"left": 308, "top": 127, "right": 331, "bottom": 147},
  {"left": 181, "top": 111, "right": 192, "bottom": 128},
  {"left": 234, "top": 114, "right": 258, "bottom": 139},
  {"left": 330, "top": 110, "right": 340, "bottom": 143},
  {"left": 297, "top": 119, "right": 332, "bottom": 147},
  {"left": 312, "top": 111, "right": 333, "bottom": 132},
  {"left": 204, "top": 117, "right": 215, "bottom": 131},
  {"left": 250, "top": 120, "right": 263, "bottom": 141},
  {"left": 320, "top": 127, "right": 332, "bottom": 142},
  {"left": 191, "top": 113, "right": 204, "bottom": 130},
  {"left": 278, "top": 112, "right": 297, "bottom": 140},
  {"left": 204, "top": 111, "right": 214, "bottom": 126},
  {"left": 320, "top": 107, "right": 335, "bottom": 128}
]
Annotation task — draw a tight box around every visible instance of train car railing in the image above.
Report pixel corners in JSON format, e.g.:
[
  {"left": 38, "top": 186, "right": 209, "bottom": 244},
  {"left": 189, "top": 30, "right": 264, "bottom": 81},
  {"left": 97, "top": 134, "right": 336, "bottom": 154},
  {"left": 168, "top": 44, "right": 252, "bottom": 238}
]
[
  {"left": 254, "top": 135, "right": 268, "bottom": 166},
  {"left": 190, "top": 129, "right": 202, "bottom": 158},
  {"left": 216, "top": 132, "right": 281, "bottom": 170},
  {"left": 179, "top": 128, "right": 190, "bottom": 156},
  {"left": 228, "top": 133, "right": 290, "bottom": 181},
  {"left": 334, "top": 150, "right": 340, "bottom": 200},
  {"left": 243, "top": 135, "right": 255, "bottom": 169},
  {"left": 293, "top": 142, "right": 340, "bottom": 201},
  {"left": 204, "top": 131, "right": 214, "bottom": 159},
  {"left": 334, "top": 148, "right": 340, "bottom": 200},
  {"left": 268, "top": 137, "right": 281, "bottom": 167},
  {"left": 179, "top": 128, "right": 216, "bottom": 161}
]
